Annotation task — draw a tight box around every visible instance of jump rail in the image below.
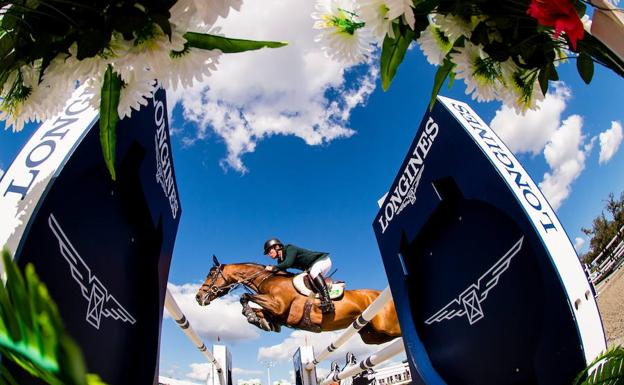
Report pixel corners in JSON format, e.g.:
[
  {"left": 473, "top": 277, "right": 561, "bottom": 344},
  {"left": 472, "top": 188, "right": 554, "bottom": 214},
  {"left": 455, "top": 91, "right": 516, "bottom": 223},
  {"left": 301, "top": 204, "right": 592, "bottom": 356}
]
[
  {"left": 305, "top": 287, "right": 393, "bottom": 370},
  {"left": 320, "top": 338, "right": 406, "bottom": 385},
  {"left": 165, "top": 289, "right": 226, "bottom": 385}
]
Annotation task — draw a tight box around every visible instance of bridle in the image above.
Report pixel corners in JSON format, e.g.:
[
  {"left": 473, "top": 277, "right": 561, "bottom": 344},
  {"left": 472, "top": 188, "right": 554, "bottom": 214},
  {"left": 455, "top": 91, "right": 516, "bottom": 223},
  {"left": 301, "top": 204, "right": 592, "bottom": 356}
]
[
  {"left": 199, "top": 264, "right": 275, "bottom": 301},
  {"left": 199, "top": 264, "right": 232, "bottom": 299}
]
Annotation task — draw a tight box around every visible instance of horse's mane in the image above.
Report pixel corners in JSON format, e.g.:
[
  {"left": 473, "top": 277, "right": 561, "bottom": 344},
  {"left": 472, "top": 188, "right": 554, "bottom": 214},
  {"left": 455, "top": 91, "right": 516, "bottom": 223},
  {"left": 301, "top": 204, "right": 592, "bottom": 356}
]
[{"left": 234, "top": 262, "right": 295, "bottom": 277}]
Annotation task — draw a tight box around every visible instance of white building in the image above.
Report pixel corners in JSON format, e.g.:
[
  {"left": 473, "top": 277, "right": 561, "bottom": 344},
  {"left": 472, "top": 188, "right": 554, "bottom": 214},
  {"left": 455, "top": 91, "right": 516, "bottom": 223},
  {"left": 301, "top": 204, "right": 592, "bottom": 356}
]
[{"left": 368, "top": 362, "right": 411, "bottom": 385}]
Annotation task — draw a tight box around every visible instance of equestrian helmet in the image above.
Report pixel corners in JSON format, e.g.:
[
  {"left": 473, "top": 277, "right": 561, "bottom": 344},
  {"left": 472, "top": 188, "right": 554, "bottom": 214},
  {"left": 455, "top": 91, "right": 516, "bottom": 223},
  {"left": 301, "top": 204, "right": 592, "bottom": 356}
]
[{"left": 264, "top": 238, "right": 283, "bottom": 254}]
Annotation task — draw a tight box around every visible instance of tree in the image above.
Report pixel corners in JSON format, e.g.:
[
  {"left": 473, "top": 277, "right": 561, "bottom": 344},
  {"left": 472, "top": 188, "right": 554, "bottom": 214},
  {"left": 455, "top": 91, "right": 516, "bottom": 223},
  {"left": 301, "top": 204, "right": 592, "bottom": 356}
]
[{"left": 581, "top": 191, "right": 624, "bottom": 266}]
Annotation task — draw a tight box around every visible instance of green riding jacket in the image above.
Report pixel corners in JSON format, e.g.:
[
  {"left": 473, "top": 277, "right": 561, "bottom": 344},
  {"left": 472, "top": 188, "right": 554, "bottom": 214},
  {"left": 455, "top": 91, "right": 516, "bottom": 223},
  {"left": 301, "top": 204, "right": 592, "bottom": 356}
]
[{"left": 274, "top": 244, "right": 329, "bottom": 271}]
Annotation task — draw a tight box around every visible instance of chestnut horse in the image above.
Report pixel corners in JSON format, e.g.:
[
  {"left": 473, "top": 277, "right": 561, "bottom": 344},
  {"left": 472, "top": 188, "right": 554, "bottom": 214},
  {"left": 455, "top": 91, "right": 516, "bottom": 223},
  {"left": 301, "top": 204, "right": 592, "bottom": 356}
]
[{"left": 195, "top": 257, "right": 401, "bottom": 344}]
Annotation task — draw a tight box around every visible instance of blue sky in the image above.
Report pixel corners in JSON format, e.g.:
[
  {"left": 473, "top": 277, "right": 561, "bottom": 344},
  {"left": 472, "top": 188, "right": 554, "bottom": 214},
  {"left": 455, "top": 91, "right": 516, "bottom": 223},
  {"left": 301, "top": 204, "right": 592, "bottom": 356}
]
[{"left": 1, "top": 2, "right": 624, "bottom": 385}]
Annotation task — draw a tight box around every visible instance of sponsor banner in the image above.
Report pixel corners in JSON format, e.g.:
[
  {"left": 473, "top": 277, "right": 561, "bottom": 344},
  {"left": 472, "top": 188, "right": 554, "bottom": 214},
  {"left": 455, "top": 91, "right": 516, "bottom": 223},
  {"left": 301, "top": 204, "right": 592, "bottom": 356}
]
[
  {"left": 1, "top": 87, "right": 181, "bottom": 384},
  {"left": 0, "top": 86, "right": 98, "bottom": 259},
  {"left": 437, "top": 96, "right": 605, "bottom": 362},
  {"left": 373, "top": 96, "right": 605, "bottom": 385}
]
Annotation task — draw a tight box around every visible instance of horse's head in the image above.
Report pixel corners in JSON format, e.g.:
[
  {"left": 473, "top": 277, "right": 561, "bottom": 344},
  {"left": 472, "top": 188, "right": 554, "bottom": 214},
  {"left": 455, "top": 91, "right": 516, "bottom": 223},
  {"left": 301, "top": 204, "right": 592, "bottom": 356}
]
[{"left": 196, "top": 255, "right": 231, "bottom": 306}]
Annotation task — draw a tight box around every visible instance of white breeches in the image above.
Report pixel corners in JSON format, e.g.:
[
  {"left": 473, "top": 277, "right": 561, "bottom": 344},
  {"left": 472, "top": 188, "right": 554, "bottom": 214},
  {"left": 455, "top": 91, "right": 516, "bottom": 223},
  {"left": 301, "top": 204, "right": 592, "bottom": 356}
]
[{"left": 309, "top": 256, "right": 332, "bottom": 278}]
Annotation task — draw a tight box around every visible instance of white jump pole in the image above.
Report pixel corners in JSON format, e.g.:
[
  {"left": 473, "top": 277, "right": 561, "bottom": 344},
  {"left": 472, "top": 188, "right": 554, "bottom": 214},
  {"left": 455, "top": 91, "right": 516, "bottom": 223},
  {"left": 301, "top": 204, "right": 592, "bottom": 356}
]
[
  {"left": 164, "top": 289, "right": 226, "bottom": 385},
  {"left": 306, "top": 287, "right": 393, "bottom": 370},
  {"left": 320, "top": 338, "right": 406, "bottom": 385}
]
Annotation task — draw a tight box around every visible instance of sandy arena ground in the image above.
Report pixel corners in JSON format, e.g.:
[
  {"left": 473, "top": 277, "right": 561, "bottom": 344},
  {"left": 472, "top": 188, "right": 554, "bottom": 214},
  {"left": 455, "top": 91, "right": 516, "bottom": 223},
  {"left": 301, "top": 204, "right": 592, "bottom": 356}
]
[{"left": 595, "top": 264, "right": 624, "bottom": 348}]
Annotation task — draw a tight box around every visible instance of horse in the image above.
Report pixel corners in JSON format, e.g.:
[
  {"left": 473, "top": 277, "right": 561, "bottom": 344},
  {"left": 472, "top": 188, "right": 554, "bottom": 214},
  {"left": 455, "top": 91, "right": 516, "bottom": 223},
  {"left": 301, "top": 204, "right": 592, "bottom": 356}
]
[{"left": 195, "top": 256, "right": 401, "bottom": 345}]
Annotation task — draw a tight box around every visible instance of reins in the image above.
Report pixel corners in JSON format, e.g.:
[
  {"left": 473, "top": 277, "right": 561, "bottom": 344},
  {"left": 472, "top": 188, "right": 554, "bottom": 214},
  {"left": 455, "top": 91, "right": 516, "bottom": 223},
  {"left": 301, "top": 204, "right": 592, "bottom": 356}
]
[{"left": 202, "top": 264, "right": 276, "bottom": 297}]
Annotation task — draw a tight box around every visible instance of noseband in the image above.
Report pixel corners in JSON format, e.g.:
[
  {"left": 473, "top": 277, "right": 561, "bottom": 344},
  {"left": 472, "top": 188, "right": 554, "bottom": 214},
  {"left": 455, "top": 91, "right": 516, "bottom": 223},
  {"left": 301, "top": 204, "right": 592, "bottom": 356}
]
[{"left": 200, "top": 264, "right": 232, "bottom": 298}]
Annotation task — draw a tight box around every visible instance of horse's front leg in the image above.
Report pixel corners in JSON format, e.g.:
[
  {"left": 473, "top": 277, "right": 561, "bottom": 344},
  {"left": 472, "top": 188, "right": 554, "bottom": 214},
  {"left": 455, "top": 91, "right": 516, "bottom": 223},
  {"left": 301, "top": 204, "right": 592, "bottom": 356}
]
[
  {"left": 240, "top": 294, "right": 274, "bottom": 331},
  {"left": 242, "top": 293, "right": 284, "bottom": 332},
  {"left": 240, "top": 294, "right": 259, "bottom": 324}
]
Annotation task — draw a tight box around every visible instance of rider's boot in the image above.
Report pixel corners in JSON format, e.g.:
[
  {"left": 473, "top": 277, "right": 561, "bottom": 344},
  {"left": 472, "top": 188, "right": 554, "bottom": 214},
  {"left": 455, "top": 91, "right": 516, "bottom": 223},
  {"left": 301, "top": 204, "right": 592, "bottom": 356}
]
[{"left": 312, "top": 274, "right": 335, "bottom": 314}]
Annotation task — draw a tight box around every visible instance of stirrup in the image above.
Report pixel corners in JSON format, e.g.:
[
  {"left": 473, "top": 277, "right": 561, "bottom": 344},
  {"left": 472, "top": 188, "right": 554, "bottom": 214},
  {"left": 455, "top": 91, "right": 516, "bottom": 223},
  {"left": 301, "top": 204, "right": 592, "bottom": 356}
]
[{"left": 319, "top": 299, "right": 335, "bottom": 313}]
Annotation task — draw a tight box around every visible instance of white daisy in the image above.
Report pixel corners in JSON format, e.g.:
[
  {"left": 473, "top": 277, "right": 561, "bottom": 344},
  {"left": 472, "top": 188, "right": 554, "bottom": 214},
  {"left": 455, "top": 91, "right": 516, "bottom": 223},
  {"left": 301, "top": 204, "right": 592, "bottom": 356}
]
[
  {"left": 498, "top": 60, "right": 544, "bottom": 113},
  {"left": 117, "top": 77, "right": 158, "bottom": 119},
  {"left": 0, "top": 64, "right": 52, "bottom": 132},
  {"left": 113, "top": 27, "right": 186, "bottom": 90},
  {"left": 312, "top": 0, "right": 371, "bottom": 64},
  {"left": 169, "top": 0, "right": 196, "bottom": 31},
  {"left": 192, "top": 0, "right": 243, "bottom": 27},
  {"left": 434, "top": 14, "right": 478, "bottom": 42},
  {"left": 417, "top": 24, "right": 452, "bottom": 65},
  {"left": 359, "top": 0, "right": 413, "bottom": 41},
  {"left": 451, "top": 41, "right": 502, "bottom": 102},
  {"left": 64, "top": 43, "right": 114, "bottom": 85},
  {"left": 28, "top": 55, "right": 75, "bottom": 120},
  {"left": 160, "top": 47, "right": 222, "bottom": 91}
]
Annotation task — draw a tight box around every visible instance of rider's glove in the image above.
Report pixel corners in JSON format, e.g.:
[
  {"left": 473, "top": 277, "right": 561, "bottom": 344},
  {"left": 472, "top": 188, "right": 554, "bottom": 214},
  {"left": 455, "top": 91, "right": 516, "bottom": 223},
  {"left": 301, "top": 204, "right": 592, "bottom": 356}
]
[{"left": 265, "top": 265, "right": 276, "bottom": 272}]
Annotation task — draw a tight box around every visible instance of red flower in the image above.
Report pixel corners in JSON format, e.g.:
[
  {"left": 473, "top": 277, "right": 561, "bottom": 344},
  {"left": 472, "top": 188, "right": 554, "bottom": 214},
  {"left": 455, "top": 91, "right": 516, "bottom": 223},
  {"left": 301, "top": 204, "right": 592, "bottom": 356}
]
[{"left": 527, "top": 0, "right": 585, "bottom": 49}]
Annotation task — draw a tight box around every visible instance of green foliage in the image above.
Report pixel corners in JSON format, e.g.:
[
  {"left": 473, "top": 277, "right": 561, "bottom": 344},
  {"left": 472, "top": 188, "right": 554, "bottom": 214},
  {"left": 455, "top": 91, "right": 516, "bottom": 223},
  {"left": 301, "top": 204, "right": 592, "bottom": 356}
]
[
  {"left": 99, "top": 64, "right": 121, "bottom": 181},
  {"left": 577, "top": 52, "right": 594, "bottom": 84},
  {"left": 0, "top": 0, "right": 177, "bottom": 81},
  {"left": 581, "top": 191, "right": 624, "bottom": 265},
  {"left": 574, "top": 345, "right": 624, "bottom": 385},
  {"left": 0, "top": 1, "right": 288, "bottom": 181},
  {"left": 429, "top": 58, "right": 454, "bottom": 111},
  {"left": 0, "top": 249, "right": 105, "bottom": 385},
  {"left": 380, "top": 22, "right": 415, "bottom": 91},
  {"left": 184, "top": 32, "right": 287, "bottom": 53},
  {"left": 378, "top": 0, "right": 622, "bottom": 98}
]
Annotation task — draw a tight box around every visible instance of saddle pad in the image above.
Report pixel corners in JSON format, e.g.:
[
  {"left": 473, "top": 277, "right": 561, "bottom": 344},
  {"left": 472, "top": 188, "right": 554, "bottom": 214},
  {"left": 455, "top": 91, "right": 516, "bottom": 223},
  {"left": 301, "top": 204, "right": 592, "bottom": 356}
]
[{"left": 293, "top": 273, "right": 345, "bottom": 299}]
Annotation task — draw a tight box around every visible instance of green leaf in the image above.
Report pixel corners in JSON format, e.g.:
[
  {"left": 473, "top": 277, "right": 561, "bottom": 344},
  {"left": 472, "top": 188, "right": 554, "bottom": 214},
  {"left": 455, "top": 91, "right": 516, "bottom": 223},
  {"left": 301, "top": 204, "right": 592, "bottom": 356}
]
[
  {"left": 149, "top": 12, "right": 172, "bottom": 40},
  {"left": 574, "top": 346, "right": 624, "bottom": 385},
  {"left": 429, "top": 58, "right": 454, "bottom": 111},
  {"left": 576, "top": 33, "right": 624, "bottom": 78},
  {"left": 577, "top": 52, "right": 594, "bottom": 84},
  {"left": 184, "top": 32, "right": 287, "bottom": 53},
  {"left": 76, "top": 29, "right": 109, "bottom": 60},
  {"left": 538, "top": 67, "right": 550, "bottom": 95},
  {"left": 99, "top": 64, "right": 121, "bottom": 181},
  {"left": 57, "top": 336, "right": 88, "bottom": 385},
  {"left": 380, "top": 22, "right": 415, "bottom": 91},
  {"left": 0, "top": 249, "right": 106, "bottom": 385}
]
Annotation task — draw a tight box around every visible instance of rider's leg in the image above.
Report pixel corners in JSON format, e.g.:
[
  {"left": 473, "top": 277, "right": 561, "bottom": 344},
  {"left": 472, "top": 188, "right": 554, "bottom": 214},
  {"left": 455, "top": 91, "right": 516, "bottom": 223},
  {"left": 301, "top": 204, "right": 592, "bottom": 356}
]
[{"left": 309, "top": 257, "right": 334, "bottom": 313}]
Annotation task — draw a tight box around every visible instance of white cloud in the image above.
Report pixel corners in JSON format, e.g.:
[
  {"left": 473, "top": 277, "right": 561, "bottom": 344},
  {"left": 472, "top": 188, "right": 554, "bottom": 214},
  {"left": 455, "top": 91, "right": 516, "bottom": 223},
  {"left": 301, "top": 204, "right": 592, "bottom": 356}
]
[
  {"left": 186, "top": 363, "right": 212, "bottom": 381},
  {"left": 490, "top": 84, "right": 570, "bottom": 155},
  {"left": 167, "top": 0, "right": 377, "bottom": 172},
  {"left": 257, "top": 330, "right": 395, "bottom": 366},
  {"left": 165, "top": 283, "right": 259, "bottom": 341},
  {"left": 489, "top": 84, "right": 593, "bottom": 211},
  {"left": 539, "top": 115, "right": 590, "bottom": 210},
  {"left": 233, "top": 368, "right": 264, "bottom": 376},
  {"left": 574, "top": 237, "right": 586, "bottom": 252},
  {"left": 598, "top": 121, "right": 623, "bottom": 164}
]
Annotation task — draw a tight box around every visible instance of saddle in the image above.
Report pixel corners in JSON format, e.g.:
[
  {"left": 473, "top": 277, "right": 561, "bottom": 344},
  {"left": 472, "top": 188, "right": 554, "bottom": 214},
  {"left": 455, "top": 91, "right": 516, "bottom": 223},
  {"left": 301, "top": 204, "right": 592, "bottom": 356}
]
[{"left": 292, "top": 272, "right": 345, "bottom": 300}]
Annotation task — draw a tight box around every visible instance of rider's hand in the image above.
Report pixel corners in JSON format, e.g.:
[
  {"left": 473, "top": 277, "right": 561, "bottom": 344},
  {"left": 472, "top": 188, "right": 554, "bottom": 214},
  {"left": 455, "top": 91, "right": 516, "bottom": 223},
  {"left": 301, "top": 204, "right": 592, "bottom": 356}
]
[{"left": 265, "top": 265, "right": 276, "bottom": 272}]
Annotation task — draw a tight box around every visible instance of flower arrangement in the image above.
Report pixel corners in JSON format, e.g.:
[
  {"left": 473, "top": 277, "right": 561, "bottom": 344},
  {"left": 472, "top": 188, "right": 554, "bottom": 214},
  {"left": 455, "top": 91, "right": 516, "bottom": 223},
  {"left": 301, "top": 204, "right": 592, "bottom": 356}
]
[
  {"left": 312, "top": 0, "right": 624, "bottom": 112},
  {"left": 0, "top": 0, "right": 286, "bottom": 179}
]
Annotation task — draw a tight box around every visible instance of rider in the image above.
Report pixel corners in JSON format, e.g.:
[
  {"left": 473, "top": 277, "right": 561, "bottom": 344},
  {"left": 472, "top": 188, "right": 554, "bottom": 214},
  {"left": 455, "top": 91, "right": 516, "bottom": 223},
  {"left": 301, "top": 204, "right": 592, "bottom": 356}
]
[{"left": 263, "top": 238, "right": 335, "bottom": 313}]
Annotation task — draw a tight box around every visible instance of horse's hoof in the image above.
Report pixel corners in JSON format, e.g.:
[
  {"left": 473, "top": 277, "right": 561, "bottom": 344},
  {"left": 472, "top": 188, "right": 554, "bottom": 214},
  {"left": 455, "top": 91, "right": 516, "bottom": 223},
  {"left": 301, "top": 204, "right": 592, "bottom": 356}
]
[{"left": 259, "top": 319, "right": 272, "bottom": 331}]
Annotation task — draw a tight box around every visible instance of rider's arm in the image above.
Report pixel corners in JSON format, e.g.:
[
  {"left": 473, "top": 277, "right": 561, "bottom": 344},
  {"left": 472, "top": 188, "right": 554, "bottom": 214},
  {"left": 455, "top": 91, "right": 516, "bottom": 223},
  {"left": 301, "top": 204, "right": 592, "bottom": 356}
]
[{"left": 275, "top": 246, "right": 297, "bottom": 270}]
